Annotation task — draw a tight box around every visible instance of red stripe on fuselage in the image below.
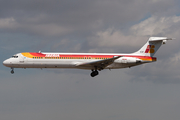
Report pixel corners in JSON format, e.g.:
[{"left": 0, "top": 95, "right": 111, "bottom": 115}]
[
  {"left": 57, "top": 54, "right": 156, "bottom": 61},
  {"left": 30, "top": 53, "right": 46, "bottom": 57},
  {"left": 29, "top": 53, "right": 156, "bottom": 61}
]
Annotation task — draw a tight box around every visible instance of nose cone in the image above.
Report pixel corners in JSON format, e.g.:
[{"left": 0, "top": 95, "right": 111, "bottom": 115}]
[{"left": 3, "top": 59, "right": 10, "bottom": 67}]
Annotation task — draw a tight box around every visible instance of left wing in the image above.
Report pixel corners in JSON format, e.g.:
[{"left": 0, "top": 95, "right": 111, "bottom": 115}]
[{"left": 76, "top": 56, "right": 122, "bottom": 70}]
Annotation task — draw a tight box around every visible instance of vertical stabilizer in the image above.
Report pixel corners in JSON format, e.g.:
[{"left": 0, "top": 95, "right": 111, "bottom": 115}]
[{"left": 133, "top": 37, "right": 173, "bottom": 57}]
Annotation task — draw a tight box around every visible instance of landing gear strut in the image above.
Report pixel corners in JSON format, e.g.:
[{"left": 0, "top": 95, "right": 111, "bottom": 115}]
[
  {"left": 11, "top": 68, "right": 14, "bottom": 74},
  {"left": 90, "top": 70, "right": 99, "bottom": 77}
]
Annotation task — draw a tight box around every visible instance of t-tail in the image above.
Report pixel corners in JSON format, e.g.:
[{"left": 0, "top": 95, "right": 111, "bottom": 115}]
[{"left": 133, "top": 37, "right": 173, "bottom": 57}]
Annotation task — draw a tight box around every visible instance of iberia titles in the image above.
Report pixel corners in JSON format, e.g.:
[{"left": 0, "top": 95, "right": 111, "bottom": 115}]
[{"left": 45, "top": 54, "right": 60, "bottom": 57}]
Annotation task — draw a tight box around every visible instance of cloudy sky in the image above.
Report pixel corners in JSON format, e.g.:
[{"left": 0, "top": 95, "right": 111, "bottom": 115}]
[{"left": 1, "top": 0, "right": 180, "bottom": 120}]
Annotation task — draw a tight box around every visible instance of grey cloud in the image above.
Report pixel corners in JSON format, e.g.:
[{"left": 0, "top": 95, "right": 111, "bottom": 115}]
[
  {"left": 1, "top": 0, "right": 179, "bottom": 37},
  {"left": 1, "top": 0, "right": 179, "bottom": 53},
  {"left": 130, "top": 16, "right": 180, "bottom": 36},
  {"left": 126, "top": 57, "right": 180, "bottom": 84}
]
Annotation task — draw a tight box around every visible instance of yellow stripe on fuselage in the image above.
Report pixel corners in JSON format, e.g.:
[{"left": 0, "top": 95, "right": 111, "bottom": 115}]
[
  {"left": 140, "top": 58, "right": 156, "bottom": 61},
  {"left": 21, "top": 53, "right": 34, "bottom": 58}
]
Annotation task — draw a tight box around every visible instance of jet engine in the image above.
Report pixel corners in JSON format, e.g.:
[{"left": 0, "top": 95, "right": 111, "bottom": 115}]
[{"left": 114, "top": 57, "right": 142, "bottom": 64}]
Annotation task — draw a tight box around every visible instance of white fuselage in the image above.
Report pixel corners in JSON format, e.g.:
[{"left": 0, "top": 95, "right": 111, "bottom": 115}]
[{"left": 3, "top": 52, "right": 152, "bottom": 70}]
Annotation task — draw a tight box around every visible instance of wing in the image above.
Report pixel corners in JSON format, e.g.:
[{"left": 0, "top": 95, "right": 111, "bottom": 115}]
[{"left": 76, "top": 56, "right": 122, "bottom": 70}]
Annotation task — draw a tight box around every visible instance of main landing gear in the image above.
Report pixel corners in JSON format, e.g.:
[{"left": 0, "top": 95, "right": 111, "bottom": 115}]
[
  {"left": 11, "top": 67, "right": 14, "bottom": 74},
  {"left": 90, "top": 70, "right": 99, "bottom": 77}
]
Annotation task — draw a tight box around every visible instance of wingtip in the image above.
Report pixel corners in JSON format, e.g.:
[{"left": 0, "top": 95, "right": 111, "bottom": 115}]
[{"left": 167, "top": 38, "right": 176, "bottom": 40}]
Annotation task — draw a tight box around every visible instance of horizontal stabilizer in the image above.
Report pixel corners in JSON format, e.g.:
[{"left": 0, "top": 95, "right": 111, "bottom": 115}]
[{"left": 148, "top": 37, "right": 174, "bottom": 42}]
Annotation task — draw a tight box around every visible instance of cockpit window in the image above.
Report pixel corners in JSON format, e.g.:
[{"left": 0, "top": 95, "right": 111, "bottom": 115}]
[{"left": 12, "top": 56, "right": 18, "bottom": 58}]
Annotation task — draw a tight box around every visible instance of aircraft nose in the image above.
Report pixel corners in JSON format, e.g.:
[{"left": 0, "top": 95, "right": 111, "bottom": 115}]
[{"left": 3, "top": 59, "right": 10, "bottom": 67}]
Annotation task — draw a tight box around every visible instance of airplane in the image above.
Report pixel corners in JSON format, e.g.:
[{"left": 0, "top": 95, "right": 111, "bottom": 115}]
[{"left": 3, "top": 37, "right": 173, "bottom": 77}]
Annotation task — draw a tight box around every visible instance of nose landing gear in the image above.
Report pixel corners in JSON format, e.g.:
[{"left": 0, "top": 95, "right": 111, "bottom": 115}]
[{"left": 11, "top": 68, "right": 14, "bottom": 74}]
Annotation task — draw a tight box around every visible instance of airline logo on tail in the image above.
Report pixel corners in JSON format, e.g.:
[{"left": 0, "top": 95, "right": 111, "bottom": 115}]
[{"left": 145, "top": 45, "right": 155, "bottom": 53}]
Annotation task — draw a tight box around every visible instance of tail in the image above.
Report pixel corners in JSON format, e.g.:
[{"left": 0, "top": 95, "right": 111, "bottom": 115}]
[{"left": 133, "top": 37, "right": 173, "bottom": 57}]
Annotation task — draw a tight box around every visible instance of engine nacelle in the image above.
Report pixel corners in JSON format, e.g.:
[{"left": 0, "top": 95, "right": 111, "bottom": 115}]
[{"left": 114, "top": 57, "right": 142, "bottom": 64}]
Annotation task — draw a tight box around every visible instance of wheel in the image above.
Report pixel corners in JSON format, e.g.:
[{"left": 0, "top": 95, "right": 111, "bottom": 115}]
[
  {"left": 90, "top": 70, "right": 99, "bottom": 77},
  {"left": 11, "top": 70, "right": 14, "bottom": 74},
  {"left": 91, "top": 72, "right": 95, "bottom": 77}
]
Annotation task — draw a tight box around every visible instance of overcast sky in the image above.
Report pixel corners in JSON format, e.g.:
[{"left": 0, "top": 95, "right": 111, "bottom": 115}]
[{"left": 1, "top": 0, "right": 180, "bottom": 120}]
